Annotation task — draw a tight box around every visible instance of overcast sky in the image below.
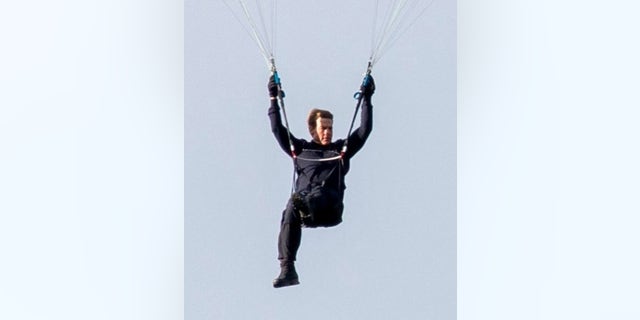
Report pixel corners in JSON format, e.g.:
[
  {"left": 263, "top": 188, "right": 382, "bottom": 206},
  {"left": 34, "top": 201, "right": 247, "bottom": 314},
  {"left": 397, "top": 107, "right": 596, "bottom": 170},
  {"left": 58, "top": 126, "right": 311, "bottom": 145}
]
[{"left": 185, "top": 1, "right": 456, "bottom": 319}]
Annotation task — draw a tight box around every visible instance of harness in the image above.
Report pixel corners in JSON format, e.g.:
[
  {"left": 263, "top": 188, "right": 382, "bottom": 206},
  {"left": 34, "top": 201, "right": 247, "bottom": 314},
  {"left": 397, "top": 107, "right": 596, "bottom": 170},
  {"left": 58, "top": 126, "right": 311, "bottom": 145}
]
[
  {"left": 271, "top": 62, "right": 371, "bottom": 194},
  {"left": 295, "top": 149, "right": 344, "bottom": 193}
]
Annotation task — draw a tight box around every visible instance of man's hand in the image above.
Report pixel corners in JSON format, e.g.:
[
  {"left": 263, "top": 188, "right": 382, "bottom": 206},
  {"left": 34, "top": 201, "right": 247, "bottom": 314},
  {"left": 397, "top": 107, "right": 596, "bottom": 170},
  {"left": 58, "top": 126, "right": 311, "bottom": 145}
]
[
  {"left": 268, "top": 75, "right": 279, "bottom": 98},
  {"left": 361, "top": 74, "right": 375, "bottom": 97}
]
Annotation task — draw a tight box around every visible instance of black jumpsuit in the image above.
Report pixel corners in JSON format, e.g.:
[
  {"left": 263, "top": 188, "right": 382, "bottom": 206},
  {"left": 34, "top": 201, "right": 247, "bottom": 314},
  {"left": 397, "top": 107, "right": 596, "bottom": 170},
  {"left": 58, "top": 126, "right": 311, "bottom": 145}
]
[{"left": 268, "top": 97, "right": 373, "bottom": 262}]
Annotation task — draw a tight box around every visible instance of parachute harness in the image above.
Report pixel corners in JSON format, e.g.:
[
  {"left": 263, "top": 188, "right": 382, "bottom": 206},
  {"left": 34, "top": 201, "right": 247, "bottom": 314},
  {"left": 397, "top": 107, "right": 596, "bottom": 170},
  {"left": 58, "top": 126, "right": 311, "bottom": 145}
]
[
  {"left": 224, "top": 0, "right": 436, "bottom": 204},
  {"left": 343, "top": 61, "right": 373, "bottom": 158},
  {"left": 270, "top": 60, "right": 297, "bottom": 194},
  {"left": 272, "top": 60, "right": 372, "bottom": 195}
]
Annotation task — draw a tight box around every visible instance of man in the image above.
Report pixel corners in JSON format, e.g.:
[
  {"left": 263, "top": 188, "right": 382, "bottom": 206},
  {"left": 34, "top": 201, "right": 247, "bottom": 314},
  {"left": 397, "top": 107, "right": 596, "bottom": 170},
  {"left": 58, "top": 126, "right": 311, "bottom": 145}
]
[{"left": 268, "top": 74, "right": 375, "bottom": 288}]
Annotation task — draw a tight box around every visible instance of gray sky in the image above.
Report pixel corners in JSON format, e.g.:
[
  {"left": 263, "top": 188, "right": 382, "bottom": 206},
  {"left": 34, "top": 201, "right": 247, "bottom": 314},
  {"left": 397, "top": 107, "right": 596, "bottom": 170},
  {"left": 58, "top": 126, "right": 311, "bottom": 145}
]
[{"left": 185, "top": 1, "right": 456, "bottom": 319}]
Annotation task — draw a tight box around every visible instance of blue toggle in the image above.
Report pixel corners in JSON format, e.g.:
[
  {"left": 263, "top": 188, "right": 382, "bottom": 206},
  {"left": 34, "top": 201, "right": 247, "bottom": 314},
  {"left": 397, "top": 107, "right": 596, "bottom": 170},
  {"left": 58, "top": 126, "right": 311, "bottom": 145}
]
[
  {"left": 362, "top": 74, "right": 371, "bottom": 86},
  {"left": 273, "top": 71, "right": 281, "bottom": 85},
  {"left": 354, "top": 74, "right": 371, "bottom": 100}
]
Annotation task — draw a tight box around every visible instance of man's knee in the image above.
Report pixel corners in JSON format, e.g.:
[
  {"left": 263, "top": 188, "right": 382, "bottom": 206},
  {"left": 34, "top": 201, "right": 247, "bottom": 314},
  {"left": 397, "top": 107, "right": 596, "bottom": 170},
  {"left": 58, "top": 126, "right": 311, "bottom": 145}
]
[
  {"left": 281, "top": 200, "right": 301, "bottom": 225},
  {"left": 302, "top": 202, "right": 344, "bottom": 228}
]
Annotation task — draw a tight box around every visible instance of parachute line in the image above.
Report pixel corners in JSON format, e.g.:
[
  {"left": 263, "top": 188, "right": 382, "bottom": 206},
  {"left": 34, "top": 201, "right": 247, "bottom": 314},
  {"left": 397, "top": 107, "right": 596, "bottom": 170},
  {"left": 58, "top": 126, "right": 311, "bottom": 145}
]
[
  {"left": 271, "top": 0, "right": 277, "bottom": 58},
  {"left": 253, "top": 0, "right": 273, "bottom": 56},
  {"left": 239, "top": 0, "right": 271, "bottom": 61},
  {"left": 223, "top": 0, "right": 277, "bottom": 68},
  {"left": 222, "top": 0, "right": 261, "bottom": 51},
  {"left": 224, "top": 0, "right": 434, "bottom": 70},
  {"left": 369, "top": 0, "right": 436, "bottom": 67}
]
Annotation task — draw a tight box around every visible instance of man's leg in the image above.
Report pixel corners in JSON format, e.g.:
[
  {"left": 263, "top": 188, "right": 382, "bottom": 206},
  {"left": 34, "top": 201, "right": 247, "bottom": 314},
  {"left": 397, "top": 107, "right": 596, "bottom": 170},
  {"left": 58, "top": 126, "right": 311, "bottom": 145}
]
[{"left": 274, "top": 199, "right": 301, "bottom": 288}]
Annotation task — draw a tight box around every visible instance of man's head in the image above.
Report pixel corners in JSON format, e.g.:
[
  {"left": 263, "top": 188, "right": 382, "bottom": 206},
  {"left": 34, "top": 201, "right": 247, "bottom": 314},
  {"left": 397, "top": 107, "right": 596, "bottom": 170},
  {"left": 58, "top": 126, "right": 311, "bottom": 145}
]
[{"left": 307, "top": 108, "right": 333, "bottom": 145}]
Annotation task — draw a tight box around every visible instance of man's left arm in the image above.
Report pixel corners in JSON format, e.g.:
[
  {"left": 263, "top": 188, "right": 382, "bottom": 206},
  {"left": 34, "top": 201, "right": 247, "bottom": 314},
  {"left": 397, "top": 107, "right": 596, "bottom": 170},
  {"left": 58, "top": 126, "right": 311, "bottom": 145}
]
[{"left": 344, "top": 75, "right": 375, "bottom": 158}]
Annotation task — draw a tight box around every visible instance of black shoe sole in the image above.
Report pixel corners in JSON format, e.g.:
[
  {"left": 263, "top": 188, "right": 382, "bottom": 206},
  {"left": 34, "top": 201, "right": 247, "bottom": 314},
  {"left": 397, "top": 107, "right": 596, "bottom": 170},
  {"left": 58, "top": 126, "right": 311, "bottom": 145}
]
[{"left": 273, "top": 278, "right": 300, "bottom": 288}]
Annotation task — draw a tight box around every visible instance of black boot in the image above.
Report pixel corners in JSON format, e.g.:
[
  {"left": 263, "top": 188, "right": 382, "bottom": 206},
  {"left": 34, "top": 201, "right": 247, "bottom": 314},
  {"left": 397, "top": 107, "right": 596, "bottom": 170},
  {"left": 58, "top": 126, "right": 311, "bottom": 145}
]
[{"left": 273, "top": 261, "right": 299, "bottom": 288}]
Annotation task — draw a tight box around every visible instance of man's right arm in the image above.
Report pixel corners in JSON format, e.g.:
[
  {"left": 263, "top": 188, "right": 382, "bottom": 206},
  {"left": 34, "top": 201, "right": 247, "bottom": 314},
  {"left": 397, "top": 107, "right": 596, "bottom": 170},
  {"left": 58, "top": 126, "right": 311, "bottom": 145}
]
[
  {"left": 268, "top": 76, "right": 301, "bottom": 156},
  {"left": 268, "top": 99, "right": 298, "bottom": 155}
]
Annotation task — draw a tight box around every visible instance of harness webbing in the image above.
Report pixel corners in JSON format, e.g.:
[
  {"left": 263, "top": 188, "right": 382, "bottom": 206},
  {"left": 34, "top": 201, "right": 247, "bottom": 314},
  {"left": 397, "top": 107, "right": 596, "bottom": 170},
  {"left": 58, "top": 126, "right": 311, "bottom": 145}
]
[
  {"left": 273, "top": 61, "right": 371, "bottom": 195},
  {"left": 295, "top": 154, "right": 344, "bottom": 196},
  {"left": 270, "top": 62, "right": 297, "bottom": 193},
  {"left": 341, "top": 62, "right": 373, "bottom": 157}
]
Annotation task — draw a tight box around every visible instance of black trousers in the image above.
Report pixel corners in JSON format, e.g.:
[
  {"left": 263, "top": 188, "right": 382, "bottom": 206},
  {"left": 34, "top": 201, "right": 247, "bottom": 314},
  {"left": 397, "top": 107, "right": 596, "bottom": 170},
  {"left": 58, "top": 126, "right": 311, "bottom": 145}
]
[
  {"left": 277, "top": 198, "right": 302, "bottom": 262},
  {"left": 277, "top": 194, "right": 344, "bottom": 262}
]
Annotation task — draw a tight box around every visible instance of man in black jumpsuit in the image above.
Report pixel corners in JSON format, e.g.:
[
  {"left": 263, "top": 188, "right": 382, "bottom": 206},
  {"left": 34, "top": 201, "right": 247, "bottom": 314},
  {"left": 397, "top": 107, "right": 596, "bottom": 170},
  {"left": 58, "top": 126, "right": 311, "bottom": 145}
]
[{"left": 268, "top": 74, "right": 375, "bottom": 288}]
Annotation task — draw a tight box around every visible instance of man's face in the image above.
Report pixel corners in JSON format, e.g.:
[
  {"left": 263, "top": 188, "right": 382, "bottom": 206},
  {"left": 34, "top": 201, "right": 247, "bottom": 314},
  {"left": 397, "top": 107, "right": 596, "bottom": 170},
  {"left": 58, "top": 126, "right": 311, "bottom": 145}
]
[{"left": 314, "top": 117, "right": 333, "bottom": 145}]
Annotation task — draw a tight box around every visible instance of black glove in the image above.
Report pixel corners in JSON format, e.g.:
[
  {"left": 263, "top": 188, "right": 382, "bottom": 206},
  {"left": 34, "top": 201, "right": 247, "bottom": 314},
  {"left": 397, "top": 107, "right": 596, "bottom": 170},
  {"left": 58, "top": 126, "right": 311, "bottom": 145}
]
[
  {"left": 268, "top": 75, "right": 279, "bottom": 98},
  {"left": 361, "top": 74, "right": 375, "bottom": 97}
]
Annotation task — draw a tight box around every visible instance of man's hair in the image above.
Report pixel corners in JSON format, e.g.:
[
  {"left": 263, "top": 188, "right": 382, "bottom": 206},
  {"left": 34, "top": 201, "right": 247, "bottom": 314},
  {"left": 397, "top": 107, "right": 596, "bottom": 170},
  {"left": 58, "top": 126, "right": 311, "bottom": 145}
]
[{"left": 307, "top": 108, "right": 334, "bottom": 136}]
